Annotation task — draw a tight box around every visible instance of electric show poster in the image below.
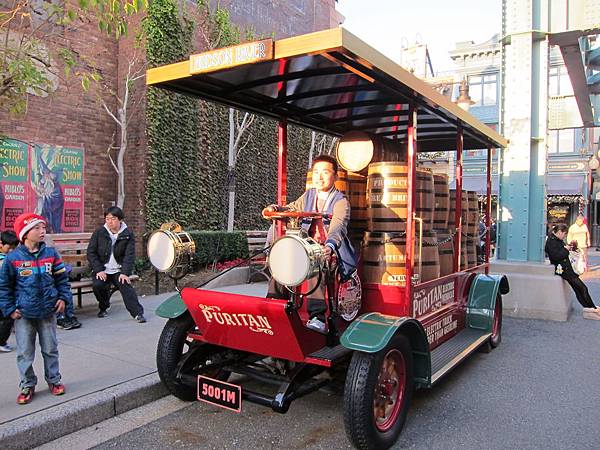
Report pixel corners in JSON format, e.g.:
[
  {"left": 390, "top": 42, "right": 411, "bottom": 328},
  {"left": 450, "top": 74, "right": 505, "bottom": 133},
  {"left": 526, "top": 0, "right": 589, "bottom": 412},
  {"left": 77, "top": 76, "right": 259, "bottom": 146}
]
[
  {"left": 28, "top": 144, "right": 85, "bottom": 233},
  {"left": 0, "top": 138, "right": 85, "bottom": 232},
  {"left": 0, "top": 138, "right": 29, "bottom": 229}
]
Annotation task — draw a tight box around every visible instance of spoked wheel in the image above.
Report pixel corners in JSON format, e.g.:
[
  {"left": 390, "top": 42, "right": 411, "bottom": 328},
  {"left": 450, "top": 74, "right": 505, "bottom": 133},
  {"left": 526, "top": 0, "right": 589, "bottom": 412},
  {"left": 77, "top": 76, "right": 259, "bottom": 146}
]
[
  {"left": 480, "top": 295, "right": 502, "bottom": 353},
  {"left": 156, "top": 312, "right": 230, "bottom": 401},
  {"left": 490, "top": 295, "right": 502, "bottom": 347},
  {"left": 343, "top": 334, "right": 414, "bottom": 450}
]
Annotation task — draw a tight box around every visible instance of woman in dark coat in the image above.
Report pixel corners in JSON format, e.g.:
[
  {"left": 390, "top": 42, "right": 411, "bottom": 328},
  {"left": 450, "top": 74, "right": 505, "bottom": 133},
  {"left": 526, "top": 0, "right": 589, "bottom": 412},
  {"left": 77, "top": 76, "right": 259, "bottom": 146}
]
[{"left": 545, "top": 223, "right": 600, "bottom": 320}]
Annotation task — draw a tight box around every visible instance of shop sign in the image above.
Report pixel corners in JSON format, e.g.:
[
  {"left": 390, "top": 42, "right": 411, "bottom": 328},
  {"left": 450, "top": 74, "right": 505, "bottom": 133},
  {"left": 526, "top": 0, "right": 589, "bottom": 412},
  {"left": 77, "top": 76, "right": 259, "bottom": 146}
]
[
  {"left": 548, "top": 162, "right": 585, "bottom": 171},
  {"left": 190, "top": 39, "right": 273, "bottom": 74}
]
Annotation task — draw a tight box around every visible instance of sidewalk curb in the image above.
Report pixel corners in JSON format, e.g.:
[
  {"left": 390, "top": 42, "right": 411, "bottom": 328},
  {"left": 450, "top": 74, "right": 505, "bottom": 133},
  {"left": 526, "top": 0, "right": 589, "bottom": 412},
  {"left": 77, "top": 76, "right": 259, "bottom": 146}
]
[{"left": 0, "top": 373, "right": 168, "bottom": 450}]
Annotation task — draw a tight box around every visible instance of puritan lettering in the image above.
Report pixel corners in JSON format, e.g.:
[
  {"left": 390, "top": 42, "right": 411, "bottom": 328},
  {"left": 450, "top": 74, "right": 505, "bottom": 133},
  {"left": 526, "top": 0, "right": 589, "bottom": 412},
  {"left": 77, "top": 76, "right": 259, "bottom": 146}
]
[{"left": 199, "top": 304, "right": 273, "bottom": 335}]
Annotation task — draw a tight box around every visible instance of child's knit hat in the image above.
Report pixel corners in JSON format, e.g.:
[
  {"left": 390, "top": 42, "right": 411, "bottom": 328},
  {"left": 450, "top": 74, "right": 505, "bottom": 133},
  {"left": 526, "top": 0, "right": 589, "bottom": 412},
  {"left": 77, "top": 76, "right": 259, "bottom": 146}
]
[{"left": 13, "top": 213, "right": 46, "bottom": 242}]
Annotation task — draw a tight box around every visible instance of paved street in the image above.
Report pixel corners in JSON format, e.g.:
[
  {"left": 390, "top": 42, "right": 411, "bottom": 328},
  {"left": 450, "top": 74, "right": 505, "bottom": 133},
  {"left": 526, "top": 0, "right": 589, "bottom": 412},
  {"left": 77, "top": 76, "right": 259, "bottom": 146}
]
[{"left": 38, "top": 253, "right": 600, "bottom": 450}]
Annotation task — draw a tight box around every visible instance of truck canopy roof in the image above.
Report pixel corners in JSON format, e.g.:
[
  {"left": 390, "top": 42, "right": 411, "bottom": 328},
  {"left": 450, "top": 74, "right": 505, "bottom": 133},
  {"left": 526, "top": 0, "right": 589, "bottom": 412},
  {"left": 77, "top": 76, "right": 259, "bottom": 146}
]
[{"left": 147, "top": 28, "right": 507, "bottom": 152}]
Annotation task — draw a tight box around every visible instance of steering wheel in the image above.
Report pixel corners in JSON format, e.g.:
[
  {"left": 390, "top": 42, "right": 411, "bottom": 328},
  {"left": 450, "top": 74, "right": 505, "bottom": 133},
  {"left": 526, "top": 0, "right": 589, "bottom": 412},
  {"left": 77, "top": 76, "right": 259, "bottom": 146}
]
[{"left": 263, "top": 210, "right": 324, "bottom": 221}]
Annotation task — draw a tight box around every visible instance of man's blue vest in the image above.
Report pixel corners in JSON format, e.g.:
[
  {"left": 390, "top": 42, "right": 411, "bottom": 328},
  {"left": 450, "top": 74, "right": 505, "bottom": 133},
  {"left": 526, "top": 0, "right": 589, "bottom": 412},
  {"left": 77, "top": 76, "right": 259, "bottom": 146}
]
[{"left": 301, "top": 188, "right": 358, "bottom": 280}]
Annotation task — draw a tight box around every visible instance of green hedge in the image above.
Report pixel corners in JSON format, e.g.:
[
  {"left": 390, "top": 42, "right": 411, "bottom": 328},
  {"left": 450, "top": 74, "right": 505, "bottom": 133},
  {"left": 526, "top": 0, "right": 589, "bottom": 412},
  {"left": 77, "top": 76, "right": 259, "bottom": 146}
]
[{"left": 188, "top": 230, "right": 249, "bottom": 266}]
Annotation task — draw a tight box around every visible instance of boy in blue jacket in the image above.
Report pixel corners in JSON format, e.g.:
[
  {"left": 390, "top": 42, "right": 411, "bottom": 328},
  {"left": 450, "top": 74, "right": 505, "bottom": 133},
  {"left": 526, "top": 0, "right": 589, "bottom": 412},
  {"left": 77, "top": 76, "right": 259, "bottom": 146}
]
[{"left": 0, "top": 213, "right": 73, "bottom": 404}]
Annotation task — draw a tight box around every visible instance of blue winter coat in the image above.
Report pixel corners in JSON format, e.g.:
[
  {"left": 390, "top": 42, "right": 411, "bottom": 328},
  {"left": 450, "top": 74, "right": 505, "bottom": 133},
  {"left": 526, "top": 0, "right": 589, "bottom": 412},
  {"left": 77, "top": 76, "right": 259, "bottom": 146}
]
[{"left": 0, "top": 242, "right": 73, "bottom": 319}]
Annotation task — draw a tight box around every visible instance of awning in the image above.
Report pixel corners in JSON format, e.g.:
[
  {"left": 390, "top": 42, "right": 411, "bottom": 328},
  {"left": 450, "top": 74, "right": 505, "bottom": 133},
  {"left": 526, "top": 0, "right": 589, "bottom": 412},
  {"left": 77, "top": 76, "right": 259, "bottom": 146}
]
[
  {"left": 449, "top": 176, "right": 498, "bottom": 195},
  {"left": 547, "top": 174, "right": 585, "bottom": 195}
]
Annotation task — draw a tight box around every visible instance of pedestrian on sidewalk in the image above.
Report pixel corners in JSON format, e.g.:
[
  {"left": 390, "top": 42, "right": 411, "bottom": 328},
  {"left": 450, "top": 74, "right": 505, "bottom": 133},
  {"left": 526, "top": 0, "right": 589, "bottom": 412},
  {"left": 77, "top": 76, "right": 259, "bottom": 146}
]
[
  {"left": 87, "top": 206, "right": 146, "bottom": 323},
  {"left": 0, "top": 230, "right": 19, "bottom": 352},
  {"left": 0, "top": 213, "right": 72, "bottom": 404},
  {"left": 567, "top": 214, "right": 591, "bottom": 271},
  {"left": 545, "top": 223, "right": 600, "bottom": 320}
]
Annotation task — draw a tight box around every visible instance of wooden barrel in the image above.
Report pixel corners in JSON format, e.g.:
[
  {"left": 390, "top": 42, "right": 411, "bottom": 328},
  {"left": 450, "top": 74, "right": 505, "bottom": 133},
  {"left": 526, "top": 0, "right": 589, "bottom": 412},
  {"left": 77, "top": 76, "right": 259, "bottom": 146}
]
[
  {"left": 432, "top": 173, "right": 449, "bottom": 230},
  {"left": 466, "top": 191, "right": 479, "bottom": 237},
  {"left": 361, "top": 231, "right": 416, "bottom": 286},
  {"left": 467, "top": 239, "right": 478, "bottom": 267},
  {"left": 348, "top": 173, "right": 367, "bottom": 221},
  {"left": 366, "top": 162, "right": 434, "bottom": 232},
  {"left": 367, "top": 162, "right": 407, "bottom": 232},
  {"left": 418, "top": 230, "right": 440, "bottom": 283},
  {"left": 461, "top": 235, "right": 469, "bottom": 270},
  {"left": 306, "top": 169, "right": 348, "bottom": 193},
  {"left": 436, "top": 231, "right": 454, "bottom": 276},
  {"left": 448, "top": 189, "right": 469, "bottom": 233},
  {"left": 417, "top": 170, "right": 435, "bottom": 231}
]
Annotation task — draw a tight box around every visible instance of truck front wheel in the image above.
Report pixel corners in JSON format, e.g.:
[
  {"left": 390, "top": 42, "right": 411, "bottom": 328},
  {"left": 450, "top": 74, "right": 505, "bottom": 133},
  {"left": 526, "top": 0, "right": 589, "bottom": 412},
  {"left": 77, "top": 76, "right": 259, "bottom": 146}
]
[
  {"left": 156, "top": 313, "right": 229, "bottom": 401},
  {"left": 343, "top": 334, "right": 414, "bottom": 450}
]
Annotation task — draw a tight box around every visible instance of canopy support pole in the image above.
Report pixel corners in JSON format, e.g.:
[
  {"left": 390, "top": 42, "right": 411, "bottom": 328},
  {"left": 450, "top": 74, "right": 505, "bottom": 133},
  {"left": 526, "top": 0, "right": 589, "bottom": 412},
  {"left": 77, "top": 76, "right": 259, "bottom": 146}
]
[
  {"left": 277, "top": 120, "right": 288, "bottom": 238},
  {"left": 454, "top": 124, "right": 463, "bottom": 273},
  {"left": 485, "top": 146, "right": 492, "bottom": 274},
  {"left": 406, "top": 103, "right": 416, "bottom": 313}
]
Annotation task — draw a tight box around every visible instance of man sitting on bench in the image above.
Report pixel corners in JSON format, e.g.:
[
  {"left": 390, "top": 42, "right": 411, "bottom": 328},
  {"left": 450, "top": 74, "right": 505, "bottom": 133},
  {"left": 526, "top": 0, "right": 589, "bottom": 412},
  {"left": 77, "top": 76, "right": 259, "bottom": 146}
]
[{"left": 87, "top": 206, "right": 146, "bottom": 323}]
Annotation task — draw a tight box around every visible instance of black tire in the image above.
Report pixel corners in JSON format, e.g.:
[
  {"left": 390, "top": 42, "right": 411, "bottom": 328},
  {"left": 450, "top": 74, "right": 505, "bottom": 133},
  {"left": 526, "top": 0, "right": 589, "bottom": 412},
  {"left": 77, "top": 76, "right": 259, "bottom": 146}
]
[
  {"left": 156, "top": 313, "right": 229, "bottom": 401},
  {"left": 480, "top": 295, "right": 502, "bottom": 353},
  {"left": 343, "top": 334, "right": 414, "bottom": 450}
]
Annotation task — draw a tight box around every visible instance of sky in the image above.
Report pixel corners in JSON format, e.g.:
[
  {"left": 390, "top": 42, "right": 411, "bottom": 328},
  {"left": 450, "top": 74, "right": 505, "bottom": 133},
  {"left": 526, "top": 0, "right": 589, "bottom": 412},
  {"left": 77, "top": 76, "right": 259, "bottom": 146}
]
[{"left": 336, "top": 0, "right": 502, "bottom": 73}]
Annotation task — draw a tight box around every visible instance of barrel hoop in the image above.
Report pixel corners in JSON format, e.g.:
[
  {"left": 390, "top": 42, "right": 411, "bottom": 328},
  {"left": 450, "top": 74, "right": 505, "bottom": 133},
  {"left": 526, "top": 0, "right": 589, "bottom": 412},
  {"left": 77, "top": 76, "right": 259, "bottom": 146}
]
[{"left": 363, "top": 261, "right": 407, "bottom": 267}]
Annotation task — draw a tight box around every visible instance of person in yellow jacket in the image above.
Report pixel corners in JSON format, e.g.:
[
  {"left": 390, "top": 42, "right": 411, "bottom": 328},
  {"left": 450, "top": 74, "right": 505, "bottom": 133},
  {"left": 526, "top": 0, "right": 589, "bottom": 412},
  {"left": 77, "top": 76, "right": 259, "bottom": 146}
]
[{"left": 567, "top": 214, "right": 591, "bottom": 271}]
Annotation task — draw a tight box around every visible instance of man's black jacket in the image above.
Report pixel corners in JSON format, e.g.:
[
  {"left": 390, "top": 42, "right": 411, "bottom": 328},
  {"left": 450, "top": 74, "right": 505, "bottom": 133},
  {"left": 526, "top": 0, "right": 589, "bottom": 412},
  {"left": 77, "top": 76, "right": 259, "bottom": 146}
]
[
  {"left": 87, "top": 226, "right": 136, "bottom": 276},
  {"left": 544, "top": 233, "right": 576, "bottom": 279}
]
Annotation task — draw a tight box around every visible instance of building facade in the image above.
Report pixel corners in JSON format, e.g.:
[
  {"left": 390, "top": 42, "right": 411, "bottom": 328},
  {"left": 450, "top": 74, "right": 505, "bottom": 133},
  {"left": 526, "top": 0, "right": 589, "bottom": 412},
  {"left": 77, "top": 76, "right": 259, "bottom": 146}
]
[
  {"left": 0, "top": 0, "right": 341, "bottom": 240},
  {"left": 447, "top": 34, "right": 595, "bottom": 232}
]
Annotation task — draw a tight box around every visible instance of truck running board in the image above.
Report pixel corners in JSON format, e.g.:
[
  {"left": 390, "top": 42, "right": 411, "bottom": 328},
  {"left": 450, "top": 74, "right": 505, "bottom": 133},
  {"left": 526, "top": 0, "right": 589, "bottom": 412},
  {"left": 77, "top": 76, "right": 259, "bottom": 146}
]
[
  {"left": 305, "top": 344, "right": 353, "bottom": 366},
  {"left": 430, "top": 328, "right": 491, "bottom": 385}
]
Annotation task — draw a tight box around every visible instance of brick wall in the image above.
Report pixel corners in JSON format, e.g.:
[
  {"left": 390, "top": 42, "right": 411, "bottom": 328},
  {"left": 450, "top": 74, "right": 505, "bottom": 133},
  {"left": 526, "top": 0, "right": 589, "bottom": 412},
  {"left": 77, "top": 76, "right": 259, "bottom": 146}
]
[{"left": 0, "top": 12, "right": 119, "bottom": 233}]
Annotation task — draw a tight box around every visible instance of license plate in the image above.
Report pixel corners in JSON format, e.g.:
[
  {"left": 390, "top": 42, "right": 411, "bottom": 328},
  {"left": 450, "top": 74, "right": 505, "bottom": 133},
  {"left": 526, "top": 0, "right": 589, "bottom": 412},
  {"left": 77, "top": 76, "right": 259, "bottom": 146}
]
[{"left": 197, "top": 375, "right": 242, "bottom": 413}]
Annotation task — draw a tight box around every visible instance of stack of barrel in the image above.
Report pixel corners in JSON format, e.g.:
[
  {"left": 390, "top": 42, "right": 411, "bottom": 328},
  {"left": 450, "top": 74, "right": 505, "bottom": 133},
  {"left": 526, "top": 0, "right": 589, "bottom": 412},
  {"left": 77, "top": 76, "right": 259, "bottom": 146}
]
[
  {"left": 433, "top": 174, "right": 453, "bottom": 276},
  {"left": 447, "top": 188, "right": 481, "bottom": 269},
  {"left": 354, "top": 162, "right": 440, "bottom": 287},
  {"left": 306, "top": 162, "right": 482, "bottom": 286}
]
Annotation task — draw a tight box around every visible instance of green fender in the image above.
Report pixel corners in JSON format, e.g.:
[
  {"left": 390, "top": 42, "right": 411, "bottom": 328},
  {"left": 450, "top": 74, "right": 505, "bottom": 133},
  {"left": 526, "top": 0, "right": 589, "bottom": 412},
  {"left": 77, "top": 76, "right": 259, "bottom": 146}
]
[
  {"left": 467, "top": 274, "right": 510, "bottom": 332},
  {"left": 341, "top": 312, "right": 431, "bottom": 387},
  {"left": 155, "top": 293, "right": 188, "bottom": 319}
]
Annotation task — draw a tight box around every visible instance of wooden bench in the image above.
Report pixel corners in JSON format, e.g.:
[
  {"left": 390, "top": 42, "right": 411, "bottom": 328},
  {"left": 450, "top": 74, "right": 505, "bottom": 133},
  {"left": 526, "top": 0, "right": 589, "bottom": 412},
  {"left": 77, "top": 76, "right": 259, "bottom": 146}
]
[
  {"left": 48, "top": 233, "right": 139, "bottom": 308},
  {"left": 245, "top": 230, "right": 269, "bottom": 282}
]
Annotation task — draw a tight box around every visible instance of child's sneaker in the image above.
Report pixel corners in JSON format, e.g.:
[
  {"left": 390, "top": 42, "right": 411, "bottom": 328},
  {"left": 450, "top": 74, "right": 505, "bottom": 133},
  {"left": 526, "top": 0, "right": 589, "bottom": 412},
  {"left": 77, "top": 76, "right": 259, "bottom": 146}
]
[
  {"left": 48, "top": 383, "right": 65, "bottom": 396},
  {"left": 69, "top": 316, "right": 82, "bottom": 329},
  {"left": 135, "top": 314, "right": 147, "bottom": 323},
  {"left": 17, "top": 386, "right": 34, "bottom": 404},
  {"left": 306, "top": 317, "right": 327, "bottom": 333},
  {"left": 0, "top": 343, "right": 13, "bottom": 352},
  {"left": 61, "top": 317, "right": 82, "bottom": 330}
]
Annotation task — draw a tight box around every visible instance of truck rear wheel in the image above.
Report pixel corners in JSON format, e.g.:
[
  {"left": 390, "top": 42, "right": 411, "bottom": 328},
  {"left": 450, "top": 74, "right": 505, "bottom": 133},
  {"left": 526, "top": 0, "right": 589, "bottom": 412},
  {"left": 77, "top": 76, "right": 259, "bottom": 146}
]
[
  {"left": 156, "top": 313, "right": 229, "bottom": 401},
  {"left": 489, "top": 295, "right": 502, "bottom": 347},
  {"left": 343, "top": 334, "right": 414, "bottom": 450},
  {"left": 480, "top": 294, "right": 502, "bottom": 353}
]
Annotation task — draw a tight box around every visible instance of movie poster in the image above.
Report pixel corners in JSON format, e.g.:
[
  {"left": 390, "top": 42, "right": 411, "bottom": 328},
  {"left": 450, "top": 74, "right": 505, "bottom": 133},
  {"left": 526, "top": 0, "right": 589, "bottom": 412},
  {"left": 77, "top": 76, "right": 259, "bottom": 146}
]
[
  {"left": 0, "top": 139, "right": 29, "bottom": 229},
  {"left": 28, "top": 144, "right": 85, "bottom": 233}
]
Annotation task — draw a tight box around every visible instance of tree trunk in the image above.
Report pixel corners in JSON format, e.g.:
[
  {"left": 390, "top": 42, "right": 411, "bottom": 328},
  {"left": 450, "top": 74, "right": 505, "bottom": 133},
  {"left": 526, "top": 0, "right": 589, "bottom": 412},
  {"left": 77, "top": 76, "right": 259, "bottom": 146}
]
[
  {"left": 227, "top": 108, "right": 236, "bottom": 231},
  {"left": 117, "top": 106, "right": 126, "bottom": 208}
]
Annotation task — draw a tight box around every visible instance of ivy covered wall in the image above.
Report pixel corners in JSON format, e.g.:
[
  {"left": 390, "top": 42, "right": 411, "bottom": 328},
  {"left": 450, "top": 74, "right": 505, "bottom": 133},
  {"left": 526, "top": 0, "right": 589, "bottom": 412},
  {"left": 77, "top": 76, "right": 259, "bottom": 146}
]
[{"left": 145, "top": 0, "right": 320, "bottom": 232}]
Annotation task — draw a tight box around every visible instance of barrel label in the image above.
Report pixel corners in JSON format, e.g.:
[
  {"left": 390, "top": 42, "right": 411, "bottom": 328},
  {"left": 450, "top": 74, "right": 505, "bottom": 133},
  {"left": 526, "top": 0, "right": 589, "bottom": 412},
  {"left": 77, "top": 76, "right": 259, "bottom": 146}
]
[{"left": 413, "top": 280, "right": 455, "bottom": 318}]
